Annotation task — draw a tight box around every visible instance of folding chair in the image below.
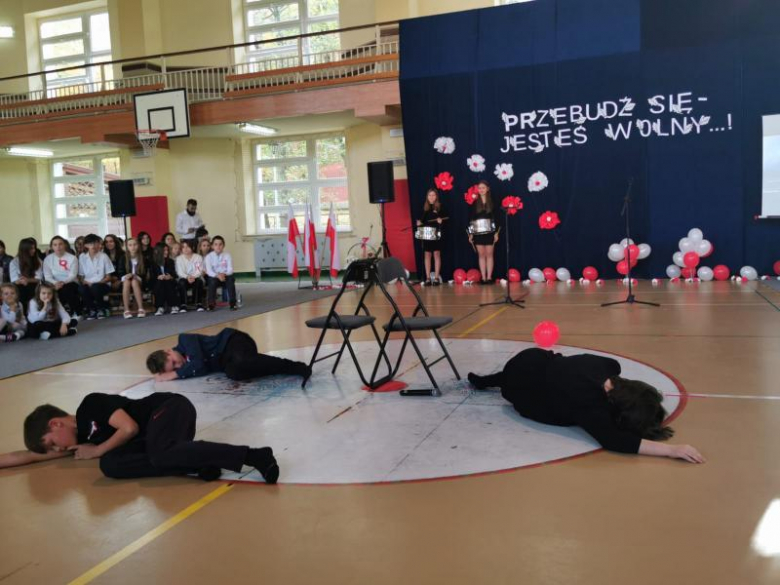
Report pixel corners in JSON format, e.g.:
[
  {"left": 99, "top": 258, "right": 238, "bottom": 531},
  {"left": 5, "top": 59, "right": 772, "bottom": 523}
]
[
  {"left": 369, "top": 257, "right": 460, "bottom": 397},
  {"left": 304, "top": 258, "right": 392, "bottom": 388}
]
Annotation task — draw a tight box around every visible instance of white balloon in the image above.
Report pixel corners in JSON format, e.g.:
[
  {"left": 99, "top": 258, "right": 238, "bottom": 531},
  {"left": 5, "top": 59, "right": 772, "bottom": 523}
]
[
  {"left": 608, "top": 243, "right": 624, "bottom": 262},
  {"left": 688, "top": 228, "right": 704, "bottom": 242},
  {"left": 529, "top": 268, "right": 544, "bottom": 283},
  {"left": 697, "top": 266, "right": 714, "bottom": 281},
  {"left": 638, "top": 243, "right": 652, "bottom": 259},
  {"left": 696, "top": 240, "right": 712, "bottom": 257},
  {"left": 673, "top": 251, "right": 685, "bottom": 267},
  {"left": 740, "top": 266, "right": 758, "bottom": 281},
  {"left": 666, "top": 264, "right": 681, "bottom": 279},
  {"left": 619, "top": 238, "right": 635, "bottom": 247},
  {"left": 679, "top": 238, "right": 696, "bottom": 253},
  {"left": 556, "top": 268, "right": 571, "bottom": 282}
]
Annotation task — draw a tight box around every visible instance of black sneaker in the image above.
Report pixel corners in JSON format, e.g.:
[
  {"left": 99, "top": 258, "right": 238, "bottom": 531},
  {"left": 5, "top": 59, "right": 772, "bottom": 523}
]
[
  {"left": 245, "top": 447, "right": 279, "bottom": 485},
  {"left": 86, "top": 310, "right": 97, "bottom": 320}
]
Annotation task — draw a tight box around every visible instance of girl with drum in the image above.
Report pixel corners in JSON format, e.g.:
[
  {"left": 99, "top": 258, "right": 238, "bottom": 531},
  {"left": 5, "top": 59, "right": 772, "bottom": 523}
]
[
  {"left": 416, "top": 188, "right": 447, "bottom": 285},
  {"left": 468, "top": 180, "right": 499, "bottom": 283}
]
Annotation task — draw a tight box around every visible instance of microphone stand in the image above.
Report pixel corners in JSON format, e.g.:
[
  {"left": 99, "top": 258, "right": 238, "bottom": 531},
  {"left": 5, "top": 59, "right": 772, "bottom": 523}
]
[
  {"left": 602, "top": 179, "right": 660, "bottom": 308},
  {"left": 480, "top": 208, "right": 525, "bottom": 309}
]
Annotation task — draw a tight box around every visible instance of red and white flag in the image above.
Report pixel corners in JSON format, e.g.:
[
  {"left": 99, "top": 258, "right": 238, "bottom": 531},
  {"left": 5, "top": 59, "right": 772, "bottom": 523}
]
[
  {"left": 286, "top": 203, "right": 300, "bottom": 278},
  {"left": 325, "top": 202, "right": 341, "bottom": 277},
  {"left": 304, "top": 202, "right": 320, "bottom": 278}
]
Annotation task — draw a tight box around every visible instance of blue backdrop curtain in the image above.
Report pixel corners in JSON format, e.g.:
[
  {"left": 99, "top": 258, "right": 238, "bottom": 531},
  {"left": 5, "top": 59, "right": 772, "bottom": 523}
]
[{"left": 400, "top": 0, "right": 780, "bottom": 279}]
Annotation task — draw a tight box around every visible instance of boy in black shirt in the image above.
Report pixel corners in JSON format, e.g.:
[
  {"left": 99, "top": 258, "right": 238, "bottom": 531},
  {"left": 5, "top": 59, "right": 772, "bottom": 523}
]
[
  {"left": 0, "top": 392, "right": 279, "bottom": 483},
  {"left": 469, "top": 348, "right": 705, "bottom": 463}
]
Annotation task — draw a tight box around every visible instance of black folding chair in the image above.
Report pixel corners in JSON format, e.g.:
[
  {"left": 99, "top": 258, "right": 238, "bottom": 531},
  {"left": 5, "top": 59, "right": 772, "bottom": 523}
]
[
  {"left": 369, "top": 257, "right": 460, "bottom": 396},
  {"left": 304, "top": 258, "right": 392, "bottom": 388}
]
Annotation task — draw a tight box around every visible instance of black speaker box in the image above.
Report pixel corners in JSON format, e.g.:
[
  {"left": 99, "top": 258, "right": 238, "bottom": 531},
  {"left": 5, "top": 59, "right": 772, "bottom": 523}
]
[
  {"left": 108, "top": 180, "right": 136, "bottom": 217},
  {"left": 367, "top": 161, "right": 395, "bottom": 204}
]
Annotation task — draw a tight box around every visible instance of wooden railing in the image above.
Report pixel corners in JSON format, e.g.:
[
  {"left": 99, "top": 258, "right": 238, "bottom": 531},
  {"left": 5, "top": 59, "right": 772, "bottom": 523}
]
[{"left": 0, "top": 22, "right": 400, "bottom": 124}]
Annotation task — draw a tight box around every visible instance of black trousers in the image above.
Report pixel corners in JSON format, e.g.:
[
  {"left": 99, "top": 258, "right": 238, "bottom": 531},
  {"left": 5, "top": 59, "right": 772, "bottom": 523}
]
[
  {"left": 153, "top": 278, "right": 179, "bottom": 309},
  {"left": 16, "top": 283, "right": 37, "bottom": 312},
  {"left": 27, "top": 318, "right": 78, "bottom": 338},
  {"left": 220, "top": 330, "right": 305, "bottom": 381},
  {"left": 207, "top": 274, "right": 236, "bottom": 306},
  {"left": 99, "top": 395, "right": 248, "bottom": 479},
  {"left": 177, "top": 278, "right": 203, "bottom": 306},
  {"left": 57, "top": 282, "right": 82, "bottom": 316},
  {"left": 79, "top": 282, "right": 110, "bottom": 311}
]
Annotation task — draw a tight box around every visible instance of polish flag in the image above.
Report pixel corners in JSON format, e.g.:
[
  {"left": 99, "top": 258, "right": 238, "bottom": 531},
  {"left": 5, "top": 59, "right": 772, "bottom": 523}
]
[
  {"left": 304, "top": 202, "right": 320, "bottom": 278},
  {"left": 325, "top": 202, "right": 341, "bottom": 277},
  {"left": 286, "top": 203, "right": 300, "bottom": 278}
]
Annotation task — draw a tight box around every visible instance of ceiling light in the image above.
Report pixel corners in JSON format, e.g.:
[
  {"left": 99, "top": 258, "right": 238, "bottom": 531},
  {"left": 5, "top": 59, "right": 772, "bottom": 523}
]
[
  {"left": 5, "top": 147, "right": 54, "bottom": 158},
  {"left": 0, "top": 26, "right": 14, "bottom": 39},
  {"left": 237, "top": 123, "right": 278, "bottom": 136}
]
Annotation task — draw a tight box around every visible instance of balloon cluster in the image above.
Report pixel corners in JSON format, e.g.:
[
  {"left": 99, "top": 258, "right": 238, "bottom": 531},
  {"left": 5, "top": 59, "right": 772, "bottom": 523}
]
[
  {"left": 527, "top": 267, "right": 572, "bottom": 283},
  {"left": 452, "top": 268, "right": 485, "bottom": 284},
  {"left": 607, "top": 238, "right": 651, "bottom": 275},
  {"left": 665, "top": 228, "right": 714, "bottom": 280}
]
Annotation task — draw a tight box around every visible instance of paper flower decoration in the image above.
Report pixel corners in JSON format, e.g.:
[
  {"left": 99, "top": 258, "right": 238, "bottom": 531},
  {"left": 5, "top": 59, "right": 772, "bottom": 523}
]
[
  {"left": 528, "top": 171, "right": 549, "bottom": 192},
  {"left": 464, "top": 184, "right": 479, "bottom": 205},
  {"left": 434, "top": 172, "right": 454, "bottom": 191},
  {"left": 502, "top": 196, "right": 523, "bottom": 215},
  {"left": 494, "top": 163, "right": 514, "bottom": 181},
  {"left": 539, "top": 211, "right": 561, "bottom": 230},
  {"left": 467, "top": 154, "right": 486, "bottom": 173},
  {"left": 433, "top": 136, "right": 456, "bottom": 154}
]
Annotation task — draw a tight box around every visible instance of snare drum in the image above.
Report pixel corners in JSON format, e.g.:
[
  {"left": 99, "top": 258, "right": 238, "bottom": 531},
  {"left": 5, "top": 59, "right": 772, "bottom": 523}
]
[
  {"left": 468, "top": 218, "right": 496, "bottom": 235},
  {"left": 415, "top": 226, "right": 441, "bottom": 241}
]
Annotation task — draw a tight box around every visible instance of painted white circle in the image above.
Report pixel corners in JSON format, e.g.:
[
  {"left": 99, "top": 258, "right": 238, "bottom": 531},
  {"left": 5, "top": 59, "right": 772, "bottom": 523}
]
[{"left": 123, "top": 340, "right": 683, "bottom": 485}]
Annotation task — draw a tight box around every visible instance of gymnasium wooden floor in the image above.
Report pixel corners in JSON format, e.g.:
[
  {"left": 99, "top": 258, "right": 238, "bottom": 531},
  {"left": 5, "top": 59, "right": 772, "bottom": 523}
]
[{"left": 1, "top": 280, "right": 779, "bottom": 585}]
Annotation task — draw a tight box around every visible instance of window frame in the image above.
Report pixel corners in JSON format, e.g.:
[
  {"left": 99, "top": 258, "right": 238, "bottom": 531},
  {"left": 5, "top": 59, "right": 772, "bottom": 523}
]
[
  {"left": 242, "top": 0, "right": 340, "bottom": 63},
  {"left": 51, "top": 153, "right": 123, "bottom": 241},
  {"left": 252, "top": 131, "right": 350, "bottom": 235},
  {"left": 38, "top": 9, "right": 112, "bottom": 92}
]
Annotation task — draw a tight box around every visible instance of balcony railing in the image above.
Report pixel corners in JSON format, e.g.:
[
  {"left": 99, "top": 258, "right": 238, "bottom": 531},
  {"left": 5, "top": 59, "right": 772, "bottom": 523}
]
[{"left": 0, "top": 21, "right": 399, "bottom": 123}]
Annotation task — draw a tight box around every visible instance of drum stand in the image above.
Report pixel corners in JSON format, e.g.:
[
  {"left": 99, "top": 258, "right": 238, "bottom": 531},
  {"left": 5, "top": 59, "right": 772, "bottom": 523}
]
[{"left": 480, "top": 210, "right": 525, "bottom": 309}]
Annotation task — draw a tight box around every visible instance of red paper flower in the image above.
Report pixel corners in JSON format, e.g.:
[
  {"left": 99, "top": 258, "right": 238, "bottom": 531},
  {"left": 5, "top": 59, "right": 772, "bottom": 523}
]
[
  {"left": 501, "top": 196, "right": 523, "bottom": 215},
  {"left": 464, "top": 184, "right": 479, "bottom": 205},
  {"left": 434, "top": 171, "right": 454, "bottom": 191},
  {"left": 539, "top": 210, "right": 561, "bottom": 230}
]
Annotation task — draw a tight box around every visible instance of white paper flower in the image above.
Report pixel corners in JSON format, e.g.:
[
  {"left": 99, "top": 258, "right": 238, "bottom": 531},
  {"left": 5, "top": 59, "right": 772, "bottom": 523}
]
[
  {"left": 493, "top": 163, "right": 514, "bottom": 181},
  {"left": 466, "top": 154, "right": 485, "bottom": 173},
  {"left": 433, "top": 136, "right": 456, "bottom": 154},
  {"left": 527, "top": 171, "right": 549, "bottom": 192}
]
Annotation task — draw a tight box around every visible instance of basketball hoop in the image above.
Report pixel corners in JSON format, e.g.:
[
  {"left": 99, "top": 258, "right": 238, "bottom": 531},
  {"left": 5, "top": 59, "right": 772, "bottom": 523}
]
[{"left": 135, "top": 129, "right": 166, "bottom": 157}]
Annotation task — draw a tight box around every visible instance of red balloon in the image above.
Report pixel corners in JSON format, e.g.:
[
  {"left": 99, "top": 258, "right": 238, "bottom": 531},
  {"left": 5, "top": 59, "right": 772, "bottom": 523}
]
[
  {"left": 543, "top": 267, "right": 556, "bottom": 281},
  {"left": 453, "top": 268, "right": 466, "bottom": 284},
  {"left": 713, "top": 265, "right": 730, "bottom": 281},
  {"left": 533, "top": 321, "right": 560, "bottom": 348},
  {"left": 683, "top": 252, "right": 700, "bottom": 268},
  {"left": 774, "top": 260, "right": 780, "bottom": 276},
  {"left": 582, "top": 266, "right": 598, "bottom": 280},
  {"left": 624, "top": 244, "right": 639, "bottom": 262},
  {"left": 466, "top": 268, "right": 482, "bottom": 282},
  {"left": 616, "top": 260, "right": 629, "bottom": 275},
  {"left": 507, "top": 268, "right": 521, "bottom": 282},
  {"left": 629, "top": 256, "right": 638, "bottom": 268},
  {"left": 681, "top": 267, "right": 696, "bottom": 279}
]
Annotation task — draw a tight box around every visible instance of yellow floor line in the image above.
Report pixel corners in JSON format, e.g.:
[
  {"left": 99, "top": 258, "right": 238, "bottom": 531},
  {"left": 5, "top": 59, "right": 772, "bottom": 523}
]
[
  {"left": 67, "top": 483, "right": 234, "bottom": 585},
  {"left": 457, "top": 306, "right": 509, "bottom": 338}
]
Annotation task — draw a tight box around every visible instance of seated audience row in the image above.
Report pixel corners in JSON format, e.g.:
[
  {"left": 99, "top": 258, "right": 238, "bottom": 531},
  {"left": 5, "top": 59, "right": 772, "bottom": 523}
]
[{"left": 0, "top": 230, "right": 237, "bottom": 342}]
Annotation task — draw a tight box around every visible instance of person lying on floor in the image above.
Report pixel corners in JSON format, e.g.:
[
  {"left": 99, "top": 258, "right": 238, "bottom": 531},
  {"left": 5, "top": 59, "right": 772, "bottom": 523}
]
[
  {"left": 146, "top": 327, "right": 312, "bottom": 384},
  {"left": 468, "top": 348, "right": 705, "bottom": 463},
  {"left": 0, "top": 392, "right": 279, "bottom": 483}
]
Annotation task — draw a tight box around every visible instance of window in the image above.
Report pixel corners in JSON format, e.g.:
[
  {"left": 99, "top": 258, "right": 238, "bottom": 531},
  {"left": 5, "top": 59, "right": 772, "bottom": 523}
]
[
  {"left": 39, "top": 10, "right": 113, "bottom": 93},
  {"left": 52, "top": 155, "right": 123, "bottom": 240},
  {"left": 243, "top": 0, "right": 340, "bottom": 64},
  {"left": 254, "top": 133, "right": 350, "bottom": 233}
]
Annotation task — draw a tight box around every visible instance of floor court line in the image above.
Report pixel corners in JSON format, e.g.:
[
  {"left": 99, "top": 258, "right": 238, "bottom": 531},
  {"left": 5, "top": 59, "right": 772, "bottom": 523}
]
[
  {"left": 665, "top": 393, "right": 780, "bottom": 401},
  {"left": 33, "top": 372, "right": 151, "bottom": 378},
  {"left": 456, "top": 306, "right": 509, "bottom": 338},
  {"left": 67, "top": 483, "right": 235, "bottom": 585}
]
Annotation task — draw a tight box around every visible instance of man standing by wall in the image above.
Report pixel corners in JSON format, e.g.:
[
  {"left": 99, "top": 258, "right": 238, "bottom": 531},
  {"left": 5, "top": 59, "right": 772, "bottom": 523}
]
[{"left": 175, "top": 199, "right": 204, "bottom": 240}]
